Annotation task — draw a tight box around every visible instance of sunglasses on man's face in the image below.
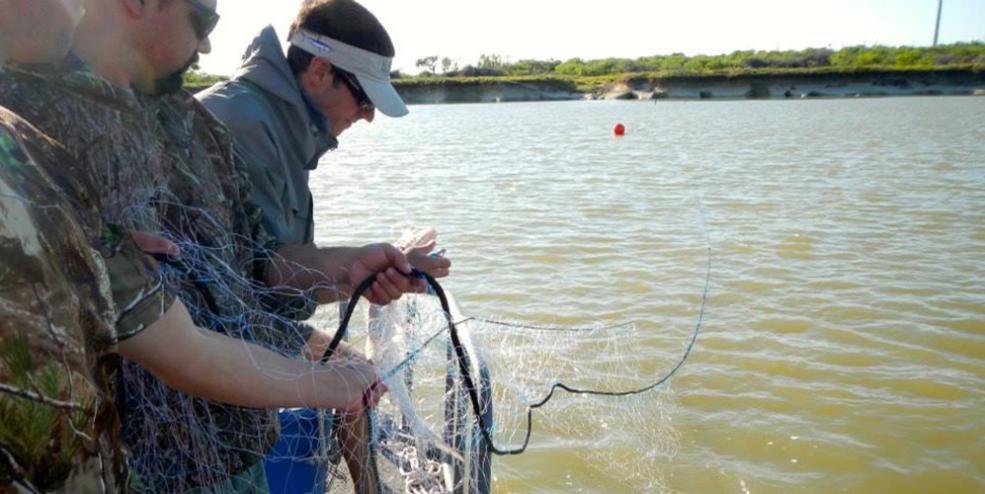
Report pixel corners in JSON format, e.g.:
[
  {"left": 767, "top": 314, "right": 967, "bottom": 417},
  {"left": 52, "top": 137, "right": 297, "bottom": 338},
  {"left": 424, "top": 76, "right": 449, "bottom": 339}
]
[
  {"left": 184, "top": 0, "right": 220, "bottom": 40},
  {"left": 336, "top": 69, "right": 375, "bottom": 113}
]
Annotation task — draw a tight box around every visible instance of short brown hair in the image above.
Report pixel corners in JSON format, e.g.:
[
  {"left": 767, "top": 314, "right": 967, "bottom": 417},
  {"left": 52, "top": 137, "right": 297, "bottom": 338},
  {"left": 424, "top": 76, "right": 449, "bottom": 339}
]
[{"left": 287, "top": 0, "right": 395, "bottom": 75}]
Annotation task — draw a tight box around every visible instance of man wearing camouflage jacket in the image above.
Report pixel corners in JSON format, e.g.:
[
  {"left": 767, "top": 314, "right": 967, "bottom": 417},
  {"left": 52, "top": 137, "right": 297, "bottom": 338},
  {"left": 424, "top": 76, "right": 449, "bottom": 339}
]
[{"left": 0, "top": 1, "right": 391, "bottom": 492}]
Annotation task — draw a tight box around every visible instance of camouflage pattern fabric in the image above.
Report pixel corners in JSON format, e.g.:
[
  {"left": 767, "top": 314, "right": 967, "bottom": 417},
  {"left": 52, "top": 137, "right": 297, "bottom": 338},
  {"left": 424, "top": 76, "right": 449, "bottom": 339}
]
[
  {"left": 0, "top": 106, "right": 169, "bottom": 493},
  {"left": 148, "top": 89, "right": 314, "bottom": 347},
  {"left": 0, "top": 63, "right": 292, "bottom": 492}
]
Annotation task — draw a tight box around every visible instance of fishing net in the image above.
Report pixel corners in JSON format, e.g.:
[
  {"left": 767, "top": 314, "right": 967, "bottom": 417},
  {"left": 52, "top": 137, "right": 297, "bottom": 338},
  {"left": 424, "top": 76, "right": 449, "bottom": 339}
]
[
  {"left": 306, "top": 223, "right": 710, "bottom": 493},
  {"left": 109, "top": 194, "right": 709, "bottom": 494},
  {"left": 114, "top": 195, "right": 321, "bottom": 493}
]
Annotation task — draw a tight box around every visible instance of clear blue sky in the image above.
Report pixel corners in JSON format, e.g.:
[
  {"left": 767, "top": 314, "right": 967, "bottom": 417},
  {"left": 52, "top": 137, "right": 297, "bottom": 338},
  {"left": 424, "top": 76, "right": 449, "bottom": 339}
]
[{"left": 199, "top": 0, "right": 985, "bottom": 75}]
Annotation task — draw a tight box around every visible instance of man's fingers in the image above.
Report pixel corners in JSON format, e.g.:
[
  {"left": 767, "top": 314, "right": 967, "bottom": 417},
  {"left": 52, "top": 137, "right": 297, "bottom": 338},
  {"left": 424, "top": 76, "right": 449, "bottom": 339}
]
[
  {"left": 384, "top": 245, "right": 414, "bottom": 275},
  {"left": 382, "top": 268, "right": 412, "bottom": 298},
  {"left": 406, "top": 250, "right": 451, "bottom": 280},
  {"left": 336, "top": 361, "right": 390, "bottom": 411},
  {"left": 414, "top": 227, "right": 437, "bottom": 245},
  {"left": 364, "top": 267, "right": 430, "bottom": 304},
  {"left": 373, "top": 271, "right": 399, "bottom": 302},
  {"left": 370, "top": 388, "right": 386, "bottom": 407},
  {"left": 332, "top": 360, "right": 380, "bottom": 412},
  {"left": 363, "top": 380, "right": 389, "bottom": 409},
  {"left": 130, "top": 231, "right": 180, "bottom": 256},
  {"left": 397, "top": 227, "right": 437, "bottom": 251},
  {"left": 365, "top": 268, "right": 411, "bottom": 305},
  {"left": 367, "top": 282, "right": 393, "bottom": 306},
  {"left": 352, "top": 243, "right": 447, "bottom": 304},
  {"left": 427, "top": 257, "right": 451, "bottom": 276},
  {"left": 424, "top": 255, "right": 451, "bottom": 270},
  {"left": 403, "top": 239, "right": 437, "bottom": 256},
  {"left": 419, "top": 239, "right": 437, "bottom": 252}
]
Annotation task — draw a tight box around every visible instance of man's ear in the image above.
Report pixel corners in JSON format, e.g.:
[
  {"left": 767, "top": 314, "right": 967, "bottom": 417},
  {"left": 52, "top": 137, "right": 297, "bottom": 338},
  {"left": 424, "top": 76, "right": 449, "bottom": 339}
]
[
  {"left": 309, "top": 58, "right": 334, "bottom": 85},
  {"left": 120, "top": 0, "right": 147, "bottom": 18}
]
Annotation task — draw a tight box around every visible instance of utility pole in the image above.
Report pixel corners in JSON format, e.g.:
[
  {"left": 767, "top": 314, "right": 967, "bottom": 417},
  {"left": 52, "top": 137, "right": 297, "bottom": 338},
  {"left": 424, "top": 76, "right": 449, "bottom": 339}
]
[{"left": 933, "top": 0, "right": 943, "bottom": 46}]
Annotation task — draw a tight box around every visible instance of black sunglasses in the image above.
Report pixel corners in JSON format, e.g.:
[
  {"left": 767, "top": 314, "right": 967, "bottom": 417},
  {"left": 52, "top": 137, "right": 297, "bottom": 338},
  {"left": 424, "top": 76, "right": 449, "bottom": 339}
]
[
  {"left": 335, "top": 68, "right": 374, "bottom": 113},
  {"left": 184, "top": 0, "right": 220, "bottom": 40}
]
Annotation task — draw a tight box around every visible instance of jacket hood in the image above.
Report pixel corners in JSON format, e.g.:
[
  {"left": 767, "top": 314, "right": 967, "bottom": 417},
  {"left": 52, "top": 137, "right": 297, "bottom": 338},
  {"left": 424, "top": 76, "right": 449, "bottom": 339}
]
[
  {"left": 236, "top": 26, "right": 306, "bottom": 113},
  {"left": 230, "top": 25, "right": 337, "bottom": 169}
]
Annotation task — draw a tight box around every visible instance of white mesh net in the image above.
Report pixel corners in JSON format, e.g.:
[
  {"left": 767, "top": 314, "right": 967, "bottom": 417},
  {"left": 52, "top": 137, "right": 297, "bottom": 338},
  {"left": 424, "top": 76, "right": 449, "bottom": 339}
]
[{"left": 113, "top": 203, "right": 709, "bottom": 494}]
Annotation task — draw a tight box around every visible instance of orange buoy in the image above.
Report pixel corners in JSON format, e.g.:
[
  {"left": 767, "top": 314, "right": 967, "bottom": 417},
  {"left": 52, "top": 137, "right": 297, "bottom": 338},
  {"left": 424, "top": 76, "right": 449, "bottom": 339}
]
[{"left": 614, "top": 123, "right": 626, "bottom": 136}]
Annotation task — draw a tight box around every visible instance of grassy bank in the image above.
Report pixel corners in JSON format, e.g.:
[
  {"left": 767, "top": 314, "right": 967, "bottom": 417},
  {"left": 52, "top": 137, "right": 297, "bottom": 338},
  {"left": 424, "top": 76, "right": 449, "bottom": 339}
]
[
  {"left": 393, "top": 65, "right": 983, "bottom": 94},
  {"left": 399, "top": 42, "right": 984, "bottom": 92},
  {"left": 186, "top": 42, "right": 985, "bottom": 95}
]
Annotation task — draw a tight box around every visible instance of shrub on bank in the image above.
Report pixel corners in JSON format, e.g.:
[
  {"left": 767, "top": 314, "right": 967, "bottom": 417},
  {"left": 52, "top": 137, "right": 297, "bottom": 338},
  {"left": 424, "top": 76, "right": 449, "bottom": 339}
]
[{"left": 399, "top": 42, "right": 985, "bottom": 79}]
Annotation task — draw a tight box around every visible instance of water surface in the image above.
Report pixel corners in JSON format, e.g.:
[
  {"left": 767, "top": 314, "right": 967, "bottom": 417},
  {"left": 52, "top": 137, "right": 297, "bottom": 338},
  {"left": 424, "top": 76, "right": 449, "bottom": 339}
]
[{"left": 311, "top": 97, "right": 985, "bottom": 493}]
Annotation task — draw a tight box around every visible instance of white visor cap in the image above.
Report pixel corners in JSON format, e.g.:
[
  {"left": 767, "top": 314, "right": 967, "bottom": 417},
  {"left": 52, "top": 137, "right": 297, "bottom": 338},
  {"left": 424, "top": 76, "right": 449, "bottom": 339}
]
[{"left": 290, "top": 29, "right": 408, "bottom": 117}]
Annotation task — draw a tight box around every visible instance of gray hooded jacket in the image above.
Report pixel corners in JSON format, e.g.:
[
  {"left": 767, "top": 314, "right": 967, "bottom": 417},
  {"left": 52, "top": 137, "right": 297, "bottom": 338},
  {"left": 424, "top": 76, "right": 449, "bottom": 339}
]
[{"left": 199, "top": 25, "right": 337, "bottom": 246}]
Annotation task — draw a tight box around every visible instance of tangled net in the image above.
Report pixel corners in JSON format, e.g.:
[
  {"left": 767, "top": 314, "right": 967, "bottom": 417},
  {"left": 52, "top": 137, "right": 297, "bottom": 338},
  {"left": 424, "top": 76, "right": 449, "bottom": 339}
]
[{"left": 109, "top": 193, "right": 710, "bottom": 494}]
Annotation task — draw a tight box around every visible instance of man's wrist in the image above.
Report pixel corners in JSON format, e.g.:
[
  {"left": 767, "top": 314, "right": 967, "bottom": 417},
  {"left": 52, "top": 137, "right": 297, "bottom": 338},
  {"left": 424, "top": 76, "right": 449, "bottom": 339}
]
[{"left": 326, "top": 245, "right": 360, "bottom": 287}]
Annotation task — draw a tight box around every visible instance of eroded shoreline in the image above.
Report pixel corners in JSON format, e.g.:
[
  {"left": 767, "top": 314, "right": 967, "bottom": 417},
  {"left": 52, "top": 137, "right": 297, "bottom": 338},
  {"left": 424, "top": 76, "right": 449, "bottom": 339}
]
[{"left": 389, "top": 69, "right": 985, "bottom": 104}]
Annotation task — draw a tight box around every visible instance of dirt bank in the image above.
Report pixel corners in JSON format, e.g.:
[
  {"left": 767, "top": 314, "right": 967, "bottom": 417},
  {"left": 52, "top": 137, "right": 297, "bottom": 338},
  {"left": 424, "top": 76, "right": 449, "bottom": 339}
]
[{"left": 391, "top": 69, "right": 985, "bottom": 104}]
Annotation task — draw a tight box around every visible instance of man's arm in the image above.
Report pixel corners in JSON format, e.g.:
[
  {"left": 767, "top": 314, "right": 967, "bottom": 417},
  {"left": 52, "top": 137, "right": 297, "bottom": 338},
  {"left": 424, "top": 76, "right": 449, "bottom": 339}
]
[{"left": 115, "top": 300, "right": 386, "bottom": 411}]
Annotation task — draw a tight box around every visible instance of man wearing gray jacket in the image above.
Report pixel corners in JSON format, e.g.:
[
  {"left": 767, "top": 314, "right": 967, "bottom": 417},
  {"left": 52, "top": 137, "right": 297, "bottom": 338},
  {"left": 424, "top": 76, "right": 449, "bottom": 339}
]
[
  {"left": 199, "top": 0, "right": 412, "bottom": 247},
  {"left": 199, "top": 1, "right": 449, "bottom": 493}
]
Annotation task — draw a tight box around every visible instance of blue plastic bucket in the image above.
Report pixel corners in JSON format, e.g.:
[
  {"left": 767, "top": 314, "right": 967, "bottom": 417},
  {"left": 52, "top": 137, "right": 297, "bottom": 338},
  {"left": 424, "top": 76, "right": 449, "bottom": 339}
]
[{"left": 263, "top": 408, "right": 333, "bottom": 494}]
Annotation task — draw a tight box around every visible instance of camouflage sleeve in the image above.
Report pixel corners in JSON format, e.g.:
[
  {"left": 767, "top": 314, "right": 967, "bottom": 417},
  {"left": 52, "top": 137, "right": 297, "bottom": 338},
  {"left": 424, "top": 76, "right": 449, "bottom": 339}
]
[
  {"left": 99, "top": 225, "right": 175, "bottom": 342},
  {"left": 0, "top": 117, "right": 132, "bottom": 493},
  {"left": 0, "top": 117, "right": 117, "bottom": 356},
  {"left": 1, "top": 114, "right": 172, "bottom": 349}
]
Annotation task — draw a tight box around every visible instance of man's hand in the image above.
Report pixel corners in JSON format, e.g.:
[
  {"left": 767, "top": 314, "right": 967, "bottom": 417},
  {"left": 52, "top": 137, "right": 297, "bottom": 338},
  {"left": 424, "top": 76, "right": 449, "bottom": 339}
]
[
  {"left": 346, "top": 243, "right": 426, "bottom": 305},
  {"left": 331, "top": 359, "right": 388, "bottom": 412},
  {"left": 130, "top": 231, "right": 180, "bottom": 267},
  {"left": 405, "top": 243, "right": 451, "bottom": 279},
  {"left": 396, "top": 227, "right": 451, "bottom": 279},
  {"left": 360, "top": 379, "right": 388, "bottom": 410},
  {"left": 272, "top": 238, "right": 444, "bottom": 305}
]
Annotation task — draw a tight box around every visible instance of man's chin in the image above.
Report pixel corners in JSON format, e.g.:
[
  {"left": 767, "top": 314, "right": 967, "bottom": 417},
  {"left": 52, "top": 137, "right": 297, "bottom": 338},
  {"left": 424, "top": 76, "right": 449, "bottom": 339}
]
[
  {"left": 152, "top": 72, "right": 187, "bottom": 95},
  {"left": 331, "top": 122, "right": 350, "bottom": 138},
  {"left": 152, "top": 55, "right": 197, "bottom": 95}
]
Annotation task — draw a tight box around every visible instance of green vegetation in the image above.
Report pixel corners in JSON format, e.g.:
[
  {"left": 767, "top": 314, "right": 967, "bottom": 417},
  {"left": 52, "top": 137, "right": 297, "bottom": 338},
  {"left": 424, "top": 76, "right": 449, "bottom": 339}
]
[
  {"left": 398, "top": 42, "right": 984, "bottom": 82},
  {"left": 393, "top": 74, "right": 574, "bottom": 87},
  {"left": 0, "top": 336, "right": 94, "bottom": 490},
  {"left": 185, "top": 43, "right": 984, "bottom": 92},
  {"left": 183, "top": 68, "right": 227, "bottom": 88}
]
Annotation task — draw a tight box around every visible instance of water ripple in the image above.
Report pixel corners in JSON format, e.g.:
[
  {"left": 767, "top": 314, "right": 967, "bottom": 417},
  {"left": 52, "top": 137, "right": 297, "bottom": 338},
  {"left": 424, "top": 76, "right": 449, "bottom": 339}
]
[{"left": 313, "top": 97, "right": 985, "bottom": 493}]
